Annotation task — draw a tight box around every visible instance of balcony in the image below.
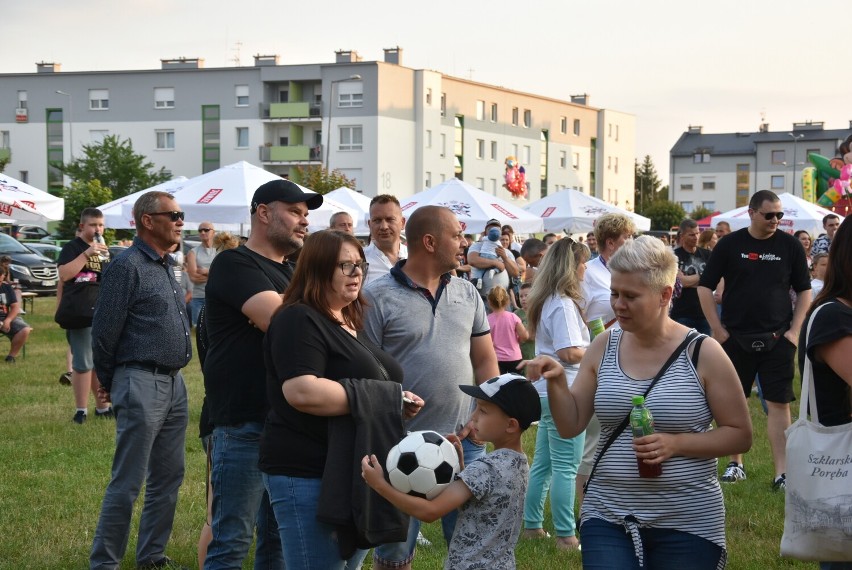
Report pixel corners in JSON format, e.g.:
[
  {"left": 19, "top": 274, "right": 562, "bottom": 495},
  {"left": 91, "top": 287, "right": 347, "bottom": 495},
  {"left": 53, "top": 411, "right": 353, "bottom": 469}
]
[
  {"left": 0, "top": 148, "right": 10, "bottom": 162},
  {"left": 259, "top": 145, "right": 322, "bottom": 164},
  {"left": 261, "top": 102, "right": 322, "bottom": 121}
]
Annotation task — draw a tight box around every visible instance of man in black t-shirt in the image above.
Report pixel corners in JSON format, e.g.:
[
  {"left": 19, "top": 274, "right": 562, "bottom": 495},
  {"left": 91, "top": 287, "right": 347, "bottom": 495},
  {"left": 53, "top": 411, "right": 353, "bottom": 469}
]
[
  {"left": 201, "top": 179, "right": 322, "bottom": 570},
  {"left": 671, "top": 218, "right": 711, "bottom": 335},
  {"left": 698, "top": 190, "right": 811, "bottom": 492},
  {"left": 1, "top": 280, "right": 31, "bottom": 363}
]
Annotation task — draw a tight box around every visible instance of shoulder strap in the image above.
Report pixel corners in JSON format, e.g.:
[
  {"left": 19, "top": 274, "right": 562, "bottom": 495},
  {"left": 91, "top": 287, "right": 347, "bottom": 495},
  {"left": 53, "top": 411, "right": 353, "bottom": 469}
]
[
  {"left": 800, "top": 303, "right": 831, "bottom": 425},
  {"left": 584, "top": 331, "right": 698, "bottom": 494}
]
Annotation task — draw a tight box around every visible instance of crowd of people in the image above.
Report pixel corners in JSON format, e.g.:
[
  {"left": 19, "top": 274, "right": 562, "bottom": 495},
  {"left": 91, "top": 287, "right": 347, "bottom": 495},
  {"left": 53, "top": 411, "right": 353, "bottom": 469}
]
[{"left": 51, "top": 181, "right": 847, "bottom": 569}]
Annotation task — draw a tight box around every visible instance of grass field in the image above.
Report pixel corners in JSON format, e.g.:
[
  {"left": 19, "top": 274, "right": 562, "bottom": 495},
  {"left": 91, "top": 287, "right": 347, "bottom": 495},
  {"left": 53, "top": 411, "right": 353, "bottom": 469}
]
[{"left": 0, "top": 297, "right": 820, "bottom": 569}]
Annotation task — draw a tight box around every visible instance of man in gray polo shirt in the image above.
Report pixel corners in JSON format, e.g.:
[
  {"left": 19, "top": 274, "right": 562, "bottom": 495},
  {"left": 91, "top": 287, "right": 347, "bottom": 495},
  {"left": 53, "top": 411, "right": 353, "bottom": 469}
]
[{"left": 363, "top": 205, "right": 500, "bottom": 570}]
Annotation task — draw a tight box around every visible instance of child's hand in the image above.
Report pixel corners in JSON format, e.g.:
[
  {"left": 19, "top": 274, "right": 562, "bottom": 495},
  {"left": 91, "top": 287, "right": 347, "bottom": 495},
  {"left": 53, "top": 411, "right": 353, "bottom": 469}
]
[
  {"left": 444, "top": 433, "right": 465, "bottom": 471},
  {"left": 361, "top": 454, "right": 387, "bottom": 490}
]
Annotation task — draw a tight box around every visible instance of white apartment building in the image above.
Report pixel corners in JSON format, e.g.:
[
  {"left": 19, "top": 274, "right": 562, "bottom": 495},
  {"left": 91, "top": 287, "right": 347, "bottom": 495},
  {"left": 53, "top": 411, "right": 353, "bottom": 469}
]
[
  {"left": 670, "top": 121, "right": 850, "bottom": 213},
  {"left": 0, "top": 49, "right": 635, "bottom": 207}
]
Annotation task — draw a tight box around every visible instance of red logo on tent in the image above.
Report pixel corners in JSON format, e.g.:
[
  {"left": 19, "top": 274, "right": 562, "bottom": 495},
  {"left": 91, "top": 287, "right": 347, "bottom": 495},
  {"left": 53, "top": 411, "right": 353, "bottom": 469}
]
[
  {"left": 542, "top": 207, "right": 556, "bottom": 218},
  {"left": 400, "top": 201, "right": 417, "bottom": 212},
  {"left": 0, "top": 204, "right": 11, "bottom": 216},
  {"left": 197, "top": 189, "right": 222, "bottom": 204},
  {"left": 490, "top": 204, "right": 518, "bottom": 219}
]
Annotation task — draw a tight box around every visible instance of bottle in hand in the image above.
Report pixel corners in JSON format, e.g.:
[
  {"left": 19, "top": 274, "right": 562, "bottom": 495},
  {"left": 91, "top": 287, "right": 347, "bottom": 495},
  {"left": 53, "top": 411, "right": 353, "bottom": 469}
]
[
  {"left": 94, "top": 232, "right": 109, "bottom": 262},
  {"left": 630, "top": 395, "right": 662, "bottom": 478}
]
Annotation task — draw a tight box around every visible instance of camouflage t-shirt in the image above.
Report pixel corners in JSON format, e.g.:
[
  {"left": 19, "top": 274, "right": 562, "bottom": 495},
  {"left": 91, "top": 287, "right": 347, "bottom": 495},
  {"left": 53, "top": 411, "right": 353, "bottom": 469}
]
[{"left": 445, "top": 448, "right": 529, "bottom": 570}]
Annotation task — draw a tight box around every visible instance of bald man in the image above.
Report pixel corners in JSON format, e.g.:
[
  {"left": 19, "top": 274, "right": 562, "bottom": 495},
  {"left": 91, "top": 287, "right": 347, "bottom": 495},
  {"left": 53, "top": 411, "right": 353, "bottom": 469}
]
[{"left": 329, "top": 211, "right": 355, "bottom": 234}]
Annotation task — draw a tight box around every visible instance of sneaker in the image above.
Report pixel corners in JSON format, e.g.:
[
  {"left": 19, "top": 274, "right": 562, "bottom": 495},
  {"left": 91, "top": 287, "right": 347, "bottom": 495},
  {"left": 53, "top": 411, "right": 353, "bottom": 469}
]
[
  {"left": 720, "top": 461, "right": 746, "bottom": 482},
  {"left": 416, "top": 531, "right": 432, "bottom": 546},
  {"left": 138, "top": 556, "right": 190, "bottom": 570},
  {"left": 4, "top": 355, "right": 15, "bottom": 364},
  {"left": 95, "top": 408, "right": 115, "bottom": 420},
  {"left": 772, "top": 473, "right": 786, "bottom": 492},
  {"left": 73, "top": 410, "right": 87, "bottom": 424},
  {"left": 59, "top": 372, "right": 72, "bottom": 386}
]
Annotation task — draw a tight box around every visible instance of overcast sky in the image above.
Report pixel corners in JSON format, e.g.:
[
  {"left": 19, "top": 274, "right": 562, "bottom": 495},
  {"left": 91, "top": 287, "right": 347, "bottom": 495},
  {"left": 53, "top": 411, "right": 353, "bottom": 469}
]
[{"left": 3, "top": 0, "right": 849, "bottom": 186}]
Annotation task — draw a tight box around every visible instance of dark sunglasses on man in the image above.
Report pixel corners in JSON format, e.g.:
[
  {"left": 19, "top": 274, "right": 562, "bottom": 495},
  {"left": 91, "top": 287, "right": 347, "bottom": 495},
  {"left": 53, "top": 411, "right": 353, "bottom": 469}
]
[
  {"left": 147, "top": 211, "right": 186, "bottom": 222},
  {"left": 754, "top": 210, "right": 784, "bottom": 220}
]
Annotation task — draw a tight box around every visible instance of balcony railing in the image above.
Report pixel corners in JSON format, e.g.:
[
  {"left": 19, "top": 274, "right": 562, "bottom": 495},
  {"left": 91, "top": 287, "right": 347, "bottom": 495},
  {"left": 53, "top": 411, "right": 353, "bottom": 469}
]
[
  {"left": 259, "top": 145, "right": 323, "bottom": 162},
  {"left": 260, "top": 102, "right": 323, "bottom": 120}
]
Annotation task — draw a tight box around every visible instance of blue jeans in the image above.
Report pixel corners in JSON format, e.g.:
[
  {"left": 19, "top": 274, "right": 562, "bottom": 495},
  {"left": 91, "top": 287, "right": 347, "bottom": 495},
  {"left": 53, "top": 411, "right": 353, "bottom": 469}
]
[
  {"left": 524, "top": 397, "right": 584, "bottom": 537},
  {"left": 90, "top": 366, "right": 188, "bottom": 569},
  {"left": 189, "top": 297, "right": 205, "bottom": 327},
  {"left": 672, "top": 316, "right": 711, "bottom": 336},
  {"left": 580, "top": 518, "right": 723, "bottom": 570},
  {"left": 206, "top": 423, "right": 284, "bottom": 570},
  {"left": 373, "top": 438, "right": 486, "bottom": 565},
  {"left": 263, "top": 474, "right": 368, "bottom": 570}
]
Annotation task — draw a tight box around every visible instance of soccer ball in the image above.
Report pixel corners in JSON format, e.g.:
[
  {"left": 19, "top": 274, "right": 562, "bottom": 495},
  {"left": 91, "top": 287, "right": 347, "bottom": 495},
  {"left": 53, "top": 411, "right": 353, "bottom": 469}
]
[{"left": 385, "top": 430, "right": 461, "bottom": 500}]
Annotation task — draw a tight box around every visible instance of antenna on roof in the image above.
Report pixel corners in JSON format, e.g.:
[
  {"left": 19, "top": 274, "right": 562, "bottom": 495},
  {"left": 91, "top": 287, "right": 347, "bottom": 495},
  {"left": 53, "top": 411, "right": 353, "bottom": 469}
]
[{"left": 232, "top": 41, "right": 243, "bottom": 67}]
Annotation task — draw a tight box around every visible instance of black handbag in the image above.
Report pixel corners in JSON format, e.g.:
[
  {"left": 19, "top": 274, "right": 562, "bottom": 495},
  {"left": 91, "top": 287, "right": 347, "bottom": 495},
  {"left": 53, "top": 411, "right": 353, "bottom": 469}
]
[
  {"left": 54, "top": 281, "right": 100, "bottom": 329},
  {"left": 731, "top": 329, "right": 784, "bottom": 353}
]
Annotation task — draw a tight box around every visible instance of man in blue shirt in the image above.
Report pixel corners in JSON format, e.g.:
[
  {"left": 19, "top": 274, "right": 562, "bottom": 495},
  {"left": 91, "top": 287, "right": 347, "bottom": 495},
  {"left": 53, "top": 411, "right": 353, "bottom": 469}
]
[{"left": 90, "top": 190, "right": 193, "bottom": 570}]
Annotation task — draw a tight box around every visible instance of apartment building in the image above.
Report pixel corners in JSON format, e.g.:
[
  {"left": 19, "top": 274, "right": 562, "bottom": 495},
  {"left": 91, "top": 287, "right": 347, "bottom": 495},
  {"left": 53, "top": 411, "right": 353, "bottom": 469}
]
[
  {"left": 0, "top": 49, "right": 635, "bottom": 206},
  {"left": 670, "top": 121, "right": 850, "bottom": 213}
]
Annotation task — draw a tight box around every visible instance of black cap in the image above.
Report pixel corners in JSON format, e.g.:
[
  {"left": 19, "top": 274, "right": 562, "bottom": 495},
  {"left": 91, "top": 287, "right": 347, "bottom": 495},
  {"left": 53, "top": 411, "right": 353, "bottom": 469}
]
[
  {"left": 251, "top": 179, "right": 323, "bottom": 214},
  {"left": 459, "top": 373, "right": 541, "bottom": 429},
  {"left": 485, "top": 218, "right": 501, "bottom": 229}
]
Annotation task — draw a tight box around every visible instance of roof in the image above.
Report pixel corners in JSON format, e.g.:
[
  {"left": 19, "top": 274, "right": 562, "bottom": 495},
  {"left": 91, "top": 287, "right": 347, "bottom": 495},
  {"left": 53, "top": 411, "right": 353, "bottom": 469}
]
[{"left": 670, "top": 127, "right": 850, "bottom": 157}]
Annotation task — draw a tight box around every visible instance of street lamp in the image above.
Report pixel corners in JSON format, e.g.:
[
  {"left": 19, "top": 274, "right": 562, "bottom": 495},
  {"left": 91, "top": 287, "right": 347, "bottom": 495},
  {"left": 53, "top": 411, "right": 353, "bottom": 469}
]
[
  {"left": 788, "top": 132, "right": 804, "bottom": 196},
  {"left": 325, "top": 74, "right": 362, "bottom": 171},
  {"left": 55, "top": 90, "right": 74, "bottom": 159}
]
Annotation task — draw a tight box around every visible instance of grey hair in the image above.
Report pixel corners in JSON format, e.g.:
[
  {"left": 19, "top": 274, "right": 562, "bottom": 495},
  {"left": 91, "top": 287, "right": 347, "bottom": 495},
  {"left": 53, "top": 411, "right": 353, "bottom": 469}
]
[
  {"left": 133, "top": 191, "right": 174, "bottom": 228},
  {"left": 609, "top": 235, "right": 677, "bottom": 292}
]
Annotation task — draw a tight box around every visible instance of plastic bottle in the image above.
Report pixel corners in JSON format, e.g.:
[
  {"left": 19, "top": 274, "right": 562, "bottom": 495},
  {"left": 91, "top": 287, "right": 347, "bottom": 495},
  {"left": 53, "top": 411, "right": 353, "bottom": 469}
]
[
  {"left": 93, "top": 232, "right": 109, "bottom": 262},
  {"left": 630, "top": 395, "right": 662, "bottom": 478}
]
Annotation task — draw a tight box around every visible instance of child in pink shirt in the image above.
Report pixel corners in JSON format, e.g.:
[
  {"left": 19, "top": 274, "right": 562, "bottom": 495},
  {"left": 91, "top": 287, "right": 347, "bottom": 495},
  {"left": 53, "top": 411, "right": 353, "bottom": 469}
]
[{"left": 487, "top": 286, "right": 529, "bottom": 374}]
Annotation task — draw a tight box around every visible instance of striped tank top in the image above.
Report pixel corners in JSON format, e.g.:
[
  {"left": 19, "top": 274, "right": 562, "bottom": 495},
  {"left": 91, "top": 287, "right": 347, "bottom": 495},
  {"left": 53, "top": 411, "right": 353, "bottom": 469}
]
[{"left": 581, "top": 328, "right": 727, "bottom": 564}]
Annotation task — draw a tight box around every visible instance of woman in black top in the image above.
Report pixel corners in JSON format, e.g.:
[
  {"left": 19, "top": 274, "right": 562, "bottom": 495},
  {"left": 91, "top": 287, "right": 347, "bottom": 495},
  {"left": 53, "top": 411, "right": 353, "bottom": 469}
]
[{"left": 260, "top": 230, "right": 423, "bottom": 570}]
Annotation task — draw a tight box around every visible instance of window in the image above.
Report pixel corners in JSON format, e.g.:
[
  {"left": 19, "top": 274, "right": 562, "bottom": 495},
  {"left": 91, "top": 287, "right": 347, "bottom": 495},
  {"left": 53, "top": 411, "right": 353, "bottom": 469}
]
[
  {"left": 573, "top": 119, "right": 580, "bottom": 136},
  {"left": 512, "top": 107, "right": 519, "bottom": 126},
  {"left": 156, "top": 129, "right": 175, "bottom": 150},
  {"left": 559, "top": 151, "right": 567, "bottom": 168},
  {"left": 490, "top": 141, "right": 497, "bottom": 160},
  {"left": 476, "top": 100, "right": 485, "bottom": 121},
  {"left": 771, "top": 175, "right": 785, "bottom": 189},
  {"left": 426, "top": 130, "right": 432, "bottom": 148},
  {"left": 339, "top": 126, "right": 362, "bottom": 151},
  {"left": 338, "top": 81, "right": 363, "bottom": 108},
  {"left": 89, "top": 89, "right": 109, "bottom": 110},
  {"left": 0, "top": 131, "right": 9, "bottom": 148},
  {"left": 680, "top": 201, "right": 694, "bottom": 213},
  {"left": 17, "top": 91, "right": 27, "bottom": 109},
  {"left": 560, "top": 116, "right": 567, "bottom": 134},
  {"left": 573, "top": 152, "right": 580, "bottom": 170},
  {"left": 440, "top": 93, "right": 446, "bottom": 117},
  {"left": 523, "top": 109, "right": 531, "bottom": 128},
  {"left": 771, "top": 150, "right": 786, "bottom": 164},
  {"left": 693, "top": 152, "right": 711, "bottom": 163},
  {"left": 235, "top": 85, "right": 249, "bottom": 107},
  {"left": 279, "top": 90, "right": 289, "bottom": 103},
  {"left": 89, "top": 130, "right": 108, "bottom": 143},
  {"left": 476, "top": 139, "right": 485, "bottom": 159},
  {"left": 607, "top": 156, "right": 612, "bottom": 170},
  {"left": 615, "top": 125, "right": 619, "bottom": 141},
  {"left": 608, "top": 123, "right": 612, "bottom": 137},
  {"left": 279, "top": 136, "right": 289, "bottom": 146},
  {"left": 475, "top": 177, "right": 485, "bottom": 191},
  {"left": 614, "top": 157, "right": 619, "bottom": 174},
  {"left": 154, "top": 87, "right": 175, "bottom": 109},
  {"left": 236, "top": 127, "right": 249, "bottom": 148},
  {"left": 440, "top": 133, "right": 446, "bottom": 157},
  {"left": 490, "top": 103, "right": 497, "bottom": 122},
  {"left": 702, "top": 201, "right": 716, "bottom": 210},
  {"left": 702, "top": 180, "right": 715, "bottom": 190},
  {"left": 19, "top": 171, "right": 28, "bottom": 183},
  {"left": 522, "top": 145, "right": 531, "bottom": 165},
  {"left": 426, "top": 88, "right": 432, "bottom": 105},
  {"left": 425, "top": 171, "right": 432, "bottom": 188},
  {"left": 680, "top": 179, "right": 694, "bottom": 191}
]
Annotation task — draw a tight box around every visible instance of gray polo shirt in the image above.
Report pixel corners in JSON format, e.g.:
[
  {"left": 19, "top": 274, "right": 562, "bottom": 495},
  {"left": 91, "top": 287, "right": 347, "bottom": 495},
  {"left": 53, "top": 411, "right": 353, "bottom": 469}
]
[{"left": 363, "top": 262, "right": 490, "bottom": 435}]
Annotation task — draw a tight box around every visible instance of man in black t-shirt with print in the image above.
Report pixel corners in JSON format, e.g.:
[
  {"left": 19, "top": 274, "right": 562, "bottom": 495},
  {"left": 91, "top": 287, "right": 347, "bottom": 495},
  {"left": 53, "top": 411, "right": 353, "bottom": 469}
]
[
  {"left": 698, "top": 190, "right": 811, "bottom": 492},
  {"left": 201, "top": 179, "right": 322, "bottom": 570},
  {"left": 671, "top": 218, "right": 711, "bottom": 335}
]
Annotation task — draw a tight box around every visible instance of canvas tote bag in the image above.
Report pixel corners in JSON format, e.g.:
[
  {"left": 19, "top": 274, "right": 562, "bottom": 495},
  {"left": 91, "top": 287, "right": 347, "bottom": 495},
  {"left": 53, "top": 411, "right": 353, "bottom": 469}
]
[{"left": 780, "top": 302, "right": 852, "bottom": 561}]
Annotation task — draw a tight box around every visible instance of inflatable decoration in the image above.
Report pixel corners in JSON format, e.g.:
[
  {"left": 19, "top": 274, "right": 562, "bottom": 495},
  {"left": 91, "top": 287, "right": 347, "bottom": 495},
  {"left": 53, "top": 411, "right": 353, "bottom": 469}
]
[
  {"left": 503, "top": 156, "right": 527, "bottom": 199},
  {"left": 807, "top": 134, "right": 852, "bottom": 208}
]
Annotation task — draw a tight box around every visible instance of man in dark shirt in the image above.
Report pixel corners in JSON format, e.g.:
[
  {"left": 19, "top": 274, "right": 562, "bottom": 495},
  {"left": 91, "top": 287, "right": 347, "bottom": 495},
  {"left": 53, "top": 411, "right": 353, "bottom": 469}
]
[
  {"left": 90, "top": 191, "right": 193, "bottom": 570},
  {"left": 0, "top": 279, "right": 31, "bottom": 363},
  {"left": 202, "top": 179, "right": 322, "bottom": 570},
  {"left": 698, "top": 190, "right": 811, "bottom": 492},
  {"left": 671, "top": 218, "right": 712, "bottom": 334}
]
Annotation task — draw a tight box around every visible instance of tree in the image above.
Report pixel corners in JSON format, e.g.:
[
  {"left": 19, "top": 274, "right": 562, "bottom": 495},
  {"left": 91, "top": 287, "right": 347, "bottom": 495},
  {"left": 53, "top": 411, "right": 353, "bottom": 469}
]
[
  {"left": 690, "top": 205, "right": 714, "bottom": 221},
  {"left": 293, "top": 165, "right": 357, "bottom": 195},
  {"left": 634, "top": 155, "right": 662, "bottom": 213},
  {"left": 0, "top": 156, "right": 9, "bottom": 173},
  {"left": 642, "top": 200, "right": 687, "bottom": 231},
  {"left": 61, "top": 135, "right": 169, "bottom": 199},
  {"left": 57, "top": 180, "right": 113, "bottom": 240}
]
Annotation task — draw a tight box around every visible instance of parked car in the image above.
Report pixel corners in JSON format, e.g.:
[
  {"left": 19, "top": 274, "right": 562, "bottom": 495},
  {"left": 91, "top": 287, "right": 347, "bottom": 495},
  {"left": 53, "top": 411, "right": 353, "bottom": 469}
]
[
  {"left": 0, "top": 233, "right": 59, "bottom": 294},
  {"left": 24, "top": 242, "right": 63, "bottom": 262}
]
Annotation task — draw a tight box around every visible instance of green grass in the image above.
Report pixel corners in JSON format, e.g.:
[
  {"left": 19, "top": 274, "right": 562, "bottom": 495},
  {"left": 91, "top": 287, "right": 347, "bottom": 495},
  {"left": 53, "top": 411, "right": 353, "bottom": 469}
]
[{"left": 0, "top": 298, "right": 818, "bottom": 569}]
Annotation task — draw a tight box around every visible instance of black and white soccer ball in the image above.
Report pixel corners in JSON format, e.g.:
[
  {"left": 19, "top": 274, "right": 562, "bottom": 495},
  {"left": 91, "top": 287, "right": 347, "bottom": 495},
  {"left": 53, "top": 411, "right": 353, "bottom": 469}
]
[{"left": 385, "top": 430, "right": 461, "bottom": 500}]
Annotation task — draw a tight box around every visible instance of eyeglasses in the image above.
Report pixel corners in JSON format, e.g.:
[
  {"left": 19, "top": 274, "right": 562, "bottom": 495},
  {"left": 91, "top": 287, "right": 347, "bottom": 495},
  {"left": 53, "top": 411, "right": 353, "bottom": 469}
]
[
  {"left": 338, "top": 261, "right": 369, "bottom": 277},
  {"left": 198, "top": 228, "right": 213, "bottom": 233},
  {"left": 147, "top": 211, "right": 185, "bottom": 222},
  {"left": 756, "top": 211, "right": 784, "bottom": 221}
]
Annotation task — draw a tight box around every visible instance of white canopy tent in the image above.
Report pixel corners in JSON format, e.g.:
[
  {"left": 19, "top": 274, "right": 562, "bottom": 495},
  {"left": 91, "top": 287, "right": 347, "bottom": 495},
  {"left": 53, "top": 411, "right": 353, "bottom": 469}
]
[
  {"left": 524, "top": 189, "right": 651, "bottom": 233},
  {"left": 0, "top": 173, "right": 65, "bottom": 225},
  {"left": 98, "top": 177, "right": 189, "bottom": 229},
  {"left": 307, "top": 195, "right": 359, "bottom": 233},
  {"left": 711, "top": 192, "right": 843, "bottom": 237},
  {"left": 323, "top": 187, "right": 371, "bottom": 234},
  {"left": 399, "top": 178, "right": 544, "bottom": 234}
]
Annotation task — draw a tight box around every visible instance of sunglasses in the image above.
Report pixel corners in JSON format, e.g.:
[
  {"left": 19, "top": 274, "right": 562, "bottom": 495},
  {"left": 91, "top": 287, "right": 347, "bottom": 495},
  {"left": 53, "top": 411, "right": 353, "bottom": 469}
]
[
  {"left": 338, "top": 261, "right": 369, "bottom": 277},
  {"left": 198, "top": 228, "right": 213, "bottom": 233},
  {"left": 756, "top": 211, "right": 784, "bottom": 221},
  {"left": 147, "top": 211, "right": 185, "bottom": 222}
]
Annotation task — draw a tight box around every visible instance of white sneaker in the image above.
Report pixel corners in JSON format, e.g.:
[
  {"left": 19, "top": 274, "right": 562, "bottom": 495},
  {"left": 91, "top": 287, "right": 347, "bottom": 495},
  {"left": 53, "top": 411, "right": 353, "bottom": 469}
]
[{"left": 416, "top": 531, "right": 432, "bottom": 546}]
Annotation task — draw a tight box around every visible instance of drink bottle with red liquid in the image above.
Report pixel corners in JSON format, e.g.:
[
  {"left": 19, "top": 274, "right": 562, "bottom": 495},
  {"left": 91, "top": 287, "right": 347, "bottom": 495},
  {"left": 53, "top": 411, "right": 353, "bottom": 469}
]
[{"left": 630, "top": 395, "right": 662, "bottom": 478}]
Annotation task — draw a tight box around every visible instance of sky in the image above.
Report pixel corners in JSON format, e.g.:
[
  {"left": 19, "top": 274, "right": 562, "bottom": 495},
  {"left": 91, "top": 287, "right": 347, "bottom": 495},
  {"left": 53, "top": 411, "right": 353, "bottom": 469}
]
[{"left": 3, "top": 0, "right": 849, "bottom": 186}]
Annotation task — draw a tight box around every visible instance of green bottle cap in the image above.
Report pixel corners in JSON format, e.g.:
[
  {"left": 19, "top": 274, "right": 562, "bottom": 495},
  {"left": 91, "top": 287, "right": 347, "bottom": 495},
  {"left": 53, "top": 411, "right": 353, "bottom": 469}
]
[{"left": 632, "top": 395, "right": 645, "bottom": 405}]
